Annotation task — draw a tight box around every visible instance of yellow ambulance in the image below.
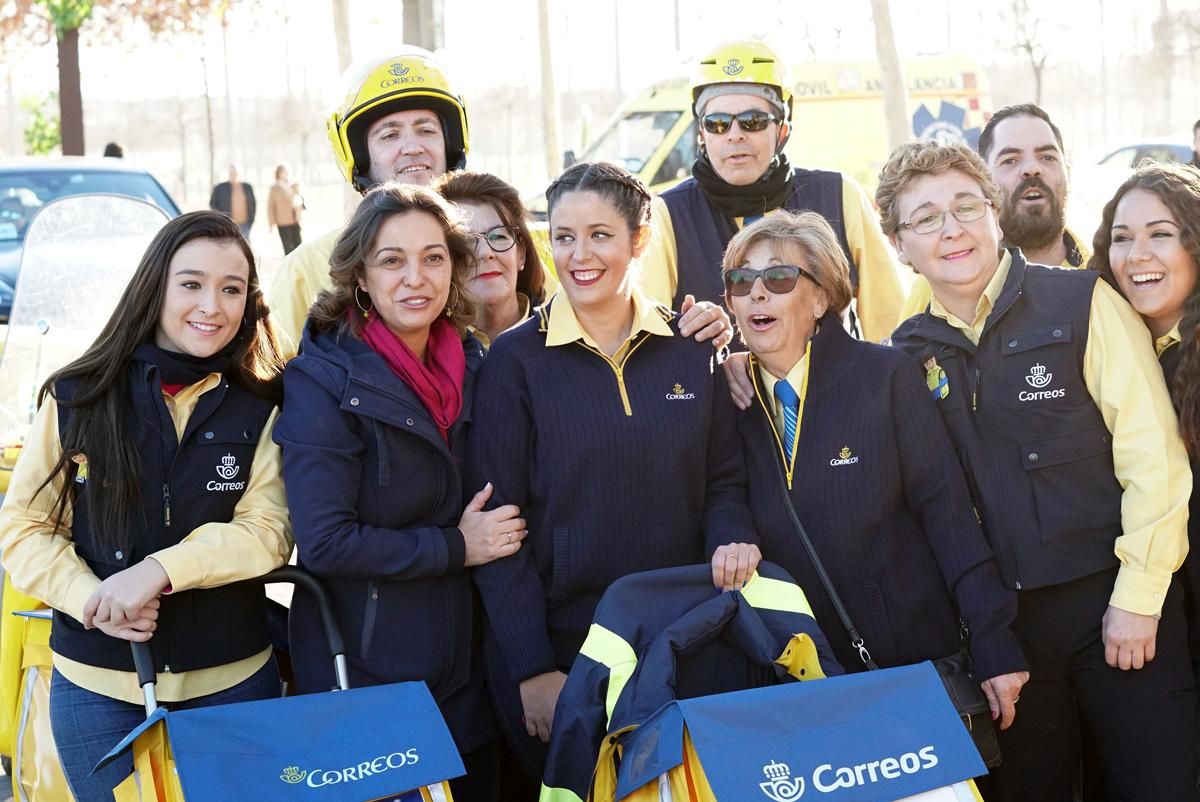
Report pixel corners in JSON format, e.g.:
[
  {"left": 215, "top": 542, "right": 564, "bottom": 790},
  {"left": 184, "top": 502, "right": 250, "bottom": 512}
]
[{"left": 564, "top": 54, "right": 990, "bottom": 200}]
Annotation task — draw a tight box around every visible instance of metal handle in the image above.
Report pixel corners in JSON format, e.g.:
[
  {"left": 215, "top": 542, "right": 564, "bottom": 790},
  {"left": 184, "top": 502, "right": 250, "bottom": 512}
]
[
  {"left": 260, "top": 566, "right": 350, "bottom": 691},
  {"left": 124, "top": 564, "right": 351, "bottom": 717}
]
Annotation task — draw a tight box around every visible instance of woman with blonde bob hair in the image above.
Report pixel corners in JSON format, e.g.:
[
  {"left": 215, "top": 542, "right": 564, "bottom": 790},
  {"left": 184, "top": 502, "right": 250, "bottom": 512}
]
[
  {"left": 725, "top": 209, "right": 1026, "bottom": 738},
  {"left": 274, "top": 183, "right": 525, "bottom": 799},
  {"left": 885, "top": 141, "right": 1196, "bottom": 801}
]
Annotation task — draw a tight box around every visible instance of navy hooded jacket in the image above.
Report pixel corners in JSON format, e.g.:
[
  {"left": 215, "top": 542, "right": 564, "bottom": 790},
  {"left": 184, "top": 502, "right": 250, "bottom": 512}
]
[{"left": 273, "top": 319, "right": 495, "bottom": 753}]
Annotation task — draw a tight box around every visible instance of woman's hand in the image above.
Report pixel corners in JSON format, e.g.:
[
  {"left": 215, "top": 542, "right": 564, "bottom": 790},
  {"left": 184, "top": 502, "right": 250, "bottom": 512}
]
[
  {"left": 722, "top": 351, "right": 755, "bottom": 410},
  {"left": 980, "top": 670, "right": 1028, "bottom": 730},
  {"left": 1102, "top": 605, "right": 1159, "bottom": 670},
  {"left": 679, "top": 294, "right": 734, "bottom": 351},
  {"left": 711, "top": 542, "right": 762, "bottom": 591},
  {"left": 519, "top": 670, "right": 568, "bottom": 742},
  {"left": 83, "top": 558, "right": 170, "bottom": 629},
  {"left": 459, "top": 483, "right": 527, "bottom": 567},
  {"left": 90, "top": 598, "right": 160, "bottom": 642}
]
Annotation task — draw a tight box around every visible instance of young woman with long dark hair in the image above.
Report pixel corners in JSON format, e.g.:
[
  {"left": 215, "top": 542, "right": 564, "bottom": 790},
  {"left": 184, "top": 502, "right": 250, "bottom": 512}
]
[{"left": 0, "top": 211, "right": 292, "bottom": 801}]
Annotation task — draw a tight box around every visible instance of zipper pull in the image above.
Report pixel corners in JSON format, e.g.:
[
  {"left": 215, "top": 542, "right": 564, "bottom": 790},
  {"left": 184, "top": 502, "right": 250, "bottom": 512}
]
[
  {"left": 162, "top": 483, "right": 172, "bottom": 527},
  {"left": 971, "top": 368, "right": 981, "bottom": 411}
]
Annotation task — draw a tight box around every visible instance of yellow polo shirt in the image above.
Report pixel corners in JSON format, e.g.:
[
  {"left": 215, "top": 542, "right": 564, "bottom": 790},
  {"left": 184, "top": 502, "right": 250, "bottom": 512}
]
[
  {"left": 928, "top": 252, "right": 1192, "bottom": 617},
  {"left": 0, "top": 374, "right": 293, "bottom": 703},
  {"left": 640, "top": 178, "right": 903, "bottom": 343}
]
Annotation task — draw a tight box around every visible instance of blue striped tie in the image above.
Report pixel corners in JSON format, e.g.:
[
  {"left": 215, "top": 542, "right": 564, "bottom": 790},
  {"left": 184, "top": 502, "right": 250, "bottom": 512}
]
[{"left": 774, "top": 379, "right": 800, "bottom": 462}]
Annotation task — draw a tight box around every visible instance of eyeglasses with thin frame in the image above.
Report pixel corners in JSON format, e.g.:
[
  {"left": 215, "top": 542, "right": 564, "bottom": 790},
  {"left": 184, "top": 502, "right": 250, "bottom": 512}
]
[
  {"left": 471, "top": 224, "right": 518, "bottom": 253},
  {"left": 722, "top": 264, "right": 819, "bottom": 297},
  {"left": 898, "top": 197, "right": 993, "bottom": 235},
  {"left": 700, "top": 110, "right": 780, "bottom": 136}
]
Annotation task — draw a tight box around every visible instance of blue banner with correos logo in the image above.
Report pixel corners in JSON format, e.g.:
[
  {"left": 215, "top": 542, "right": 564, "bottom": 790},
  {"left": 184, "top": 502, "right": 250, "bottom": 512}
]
[
  {"left": 99, "top": 681, "right": 464, "bottom": 798},
  {"left": 616, "top": 662, "right": 984, "bottom": 801}
]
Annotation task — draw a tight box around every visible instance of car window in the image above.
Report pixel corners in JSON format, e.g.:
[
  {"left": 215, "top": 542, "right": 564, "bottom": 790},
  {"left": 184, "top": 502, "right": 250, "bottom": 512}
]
[
  {"left": 0, "top": 170, "right": 178, "bottom": 241},
  {"left": 1136, "top": 147, "right": 1183, "bottom": 166},
  {"left": 1099, "top": 147, "right": 1139, "bottom": 168},
  {"left": 582, "top": 111, "right": 682, "bottom": 176}
]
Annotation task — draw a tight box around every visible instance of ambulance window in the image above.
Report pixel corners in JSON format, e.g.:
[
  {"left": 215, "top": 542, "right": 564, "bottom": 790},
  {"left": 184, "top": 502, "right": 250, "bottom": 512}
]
[
  {"left": 583, "top": 111, "right": 681, "bottom": 176},
  {"left": 651, "top": 121, "right": 697, "bottom": 186}
]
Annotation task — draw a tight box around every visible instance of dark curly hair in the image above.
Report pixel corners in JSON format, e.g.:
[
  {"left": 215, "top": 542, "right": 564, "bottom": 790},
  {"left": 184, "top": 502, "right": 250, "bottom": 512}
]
[{"left": 1087, "top": 162, "right": 1200, "bottom": 457}]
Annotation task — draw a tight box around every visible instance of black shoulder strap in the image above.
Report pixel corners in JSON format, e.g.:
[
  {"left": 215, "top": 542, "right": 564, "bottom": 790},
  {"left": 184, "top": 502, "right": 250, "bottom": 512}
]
[{"left": 771, "top": 452, "right": 879, "bottom": 670}]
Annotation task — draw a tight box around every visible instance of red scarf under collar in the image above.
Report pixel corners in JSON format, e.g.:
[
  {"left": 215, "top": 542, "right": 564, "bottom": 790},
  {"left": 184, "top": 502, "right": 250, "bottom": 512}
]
[{"left": 359, "top": 312, "right": 465, "bottom": 441}]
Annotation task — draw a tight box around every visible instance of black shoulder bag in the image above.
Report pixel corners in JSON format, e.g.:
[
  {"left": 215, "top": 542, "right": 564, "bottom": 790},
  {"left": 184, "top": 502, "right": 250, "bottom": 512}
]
[{"left": 771, "top": 457, "right": 1002, "bottom": 767}]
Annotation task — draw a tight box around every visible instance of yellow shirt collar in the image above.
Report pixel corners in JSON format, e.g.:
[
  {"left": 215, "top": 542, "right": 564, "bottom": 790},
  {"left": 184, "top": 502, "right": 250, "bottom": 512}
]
[
  {"left": 545, "top": 285, "right": 673, "bottom": 349},
  {"left": 1063, "top": 228, "right": 1090, "bottom": 267},
  {"left": 928, "top": 250, "right": 1012, "bottom": 346},
  {"left": 1155, "top": 322, "right": 1182, "bottom": 358}
]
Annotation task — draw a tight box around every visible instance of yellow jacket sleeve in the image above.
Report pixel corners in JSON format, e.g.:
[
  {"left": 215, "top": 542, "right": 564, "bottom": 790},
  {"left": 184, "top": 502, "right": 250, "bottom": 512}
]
[
  {"left": 1083, "top": 281, "right": 1192, "bottom": 616},
  {"left": 150, "top": 409, "right": 293, "bottom": 592},
  {"left": 637, "top": 195, "right": 679, "bottom": 308},
  {"left": 0, "top": 396, "right": 100, "bottom": 623},
  {"left": 266, "top": 227, "right": 342, "bottom": 360},
  {"left": 840, "top": 178, "right": 903, "bottom": 343}
]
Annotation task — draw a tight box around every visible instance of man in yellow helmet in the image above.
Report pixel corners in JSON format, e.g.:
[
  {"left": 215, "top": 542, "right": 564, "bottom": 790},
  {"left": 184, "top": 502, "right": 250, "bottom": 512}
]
[
  {"left": 267, "top": 47, "right": 471, "bottom": 353},
  {"left": 638, "top": 40, "right": 903, "bottom": 348}
]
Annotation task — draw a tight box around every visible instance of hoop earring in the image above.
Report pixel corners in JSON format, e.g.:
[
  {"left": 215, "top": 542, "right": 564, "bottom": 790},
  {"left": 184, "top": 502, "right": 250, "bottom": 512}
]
[
  {"left": 354, "top": 286, "right": 372, "bottom": 319},
  {"left": 445, "top": 283, "right": 461, "bottom": 317}
]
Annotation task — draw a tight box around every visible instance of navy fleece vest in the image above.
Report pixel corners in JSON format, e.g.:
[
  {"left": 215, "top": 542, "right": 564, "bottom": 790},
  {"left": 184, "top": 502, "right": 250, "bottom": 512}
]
[
  {"left": 660, "top": 170, "right": 854, "bottom": 310},
  {"left": 892, "top": 250, "right": 1123, "bottom": 590},
  {"left": 51, "top": 365, "right": 275, "bottom": 673}
]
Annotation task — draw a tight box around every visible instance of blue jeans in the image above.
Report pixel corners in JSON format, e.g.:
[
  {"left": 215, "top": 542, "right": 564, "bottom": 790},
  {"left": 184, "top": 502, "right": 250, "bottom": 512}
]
[{"left": 50, "top": 656, "right": 280, "bottom": 802}]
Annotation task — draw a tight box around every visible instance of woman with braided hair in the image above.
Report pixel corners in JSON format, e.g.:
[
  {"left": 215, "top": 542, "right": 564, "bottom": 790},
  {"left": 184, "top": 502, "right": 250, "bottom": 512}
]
[
  {"left": 1089, "top": 161, "right": 1200, "bottom": 692},
  {"left": 468, "top": 161, "right": 758, "bottom": 779}
]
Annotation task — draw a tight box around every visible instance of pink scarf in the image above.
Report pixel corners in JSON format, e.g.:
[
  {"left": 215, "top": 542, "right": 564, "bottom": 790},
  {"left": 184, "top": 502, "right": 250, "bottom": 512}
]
[{"left": 359, "top": 312, "right": 465, "bottom": 441}]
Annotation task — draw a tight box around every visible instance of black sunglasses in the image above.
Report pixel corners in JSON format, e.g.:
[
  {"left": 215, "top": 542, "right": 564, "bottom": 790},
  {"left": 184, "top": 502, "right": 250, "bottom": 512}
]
[
  {"left": 723, "top": 264, "right": 818, "bottom": 296},
  {"left": 700, "top": 110, "right": 779, "bottom": 135}
]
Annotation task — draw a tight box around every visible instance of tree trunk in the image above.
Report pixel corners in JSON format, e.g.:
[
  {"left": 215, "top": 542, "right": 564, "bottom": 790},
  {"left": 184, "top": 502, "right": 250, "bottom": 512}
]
[
  {"left": 331, "top": 0, "right": 352, "bottom": 72},
  {"left": 57, "top": 26, "right": 84, "bottom": 155},
  {"left": 869, "top": 0, "right": 909, "bottom": 152},
  {"left": 537, "top": 0, "right": 562, "bottom": 179},
  {"left": 4, "top": 66, "right": 19, "bottom": 157},
  {"left": 201, "top": 53, "right": 216, "bottom": 192},
  {"left": 403, "top": 0, "right": 438, "bottom": 50}
]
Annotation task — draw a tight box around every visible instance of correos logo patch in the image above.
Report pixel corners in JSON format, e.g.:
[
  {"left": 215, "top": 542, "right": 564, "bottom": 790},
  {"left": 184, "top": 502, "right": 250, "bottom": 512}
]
[
  {"left": 758, "top": 746, "right": 939, "bottom": 799},
  {"left": 1018, "top": 363, "right": 1066, "bottom": 402},
  {"left": 279, "top": 748, "right": 419, "bottom": 789}
]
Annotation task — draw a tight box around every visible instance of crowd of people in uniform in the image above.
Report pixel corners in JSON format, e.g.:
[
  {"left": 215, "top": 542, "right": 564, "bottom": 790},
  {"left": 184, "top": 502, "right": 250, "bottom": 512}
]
[{"left": 0, "top": 37, "right": 1197, "bottom": 802}]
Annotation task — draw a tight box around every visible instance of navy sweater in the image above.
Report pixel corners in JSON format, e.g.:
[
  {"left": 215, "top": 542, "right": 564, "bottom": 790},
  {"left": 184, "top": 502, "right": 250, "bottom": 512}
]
[
  {"left": 468, "top": 305, "right": 757, "bottom": 682},
  {"left": 736, "top": 320, "right": 1026, "bottom": 681}
]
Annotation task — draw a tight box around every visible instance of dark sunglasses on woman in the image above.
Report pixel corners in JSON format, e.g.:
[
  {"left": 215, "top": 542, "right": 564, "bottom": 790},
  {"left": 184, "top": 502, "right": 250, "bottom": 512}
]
[
  {"left": 700, "top": 110, "right": 780, "bottom": 135},
  {"left": 723, "top": 264, "right": 819, "bottom": 296}
]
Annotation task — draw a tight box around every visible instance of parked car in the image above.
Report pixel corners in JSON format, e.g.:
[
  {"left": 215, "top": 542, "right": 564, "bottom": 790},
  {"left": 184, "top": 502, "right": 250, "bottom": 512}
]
[
  {"left": 0, "top": 158, "right": 180, "bottom": 322},
  {"left": 1097, "top": 143, "right": 1192, "bottom": 169}
]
